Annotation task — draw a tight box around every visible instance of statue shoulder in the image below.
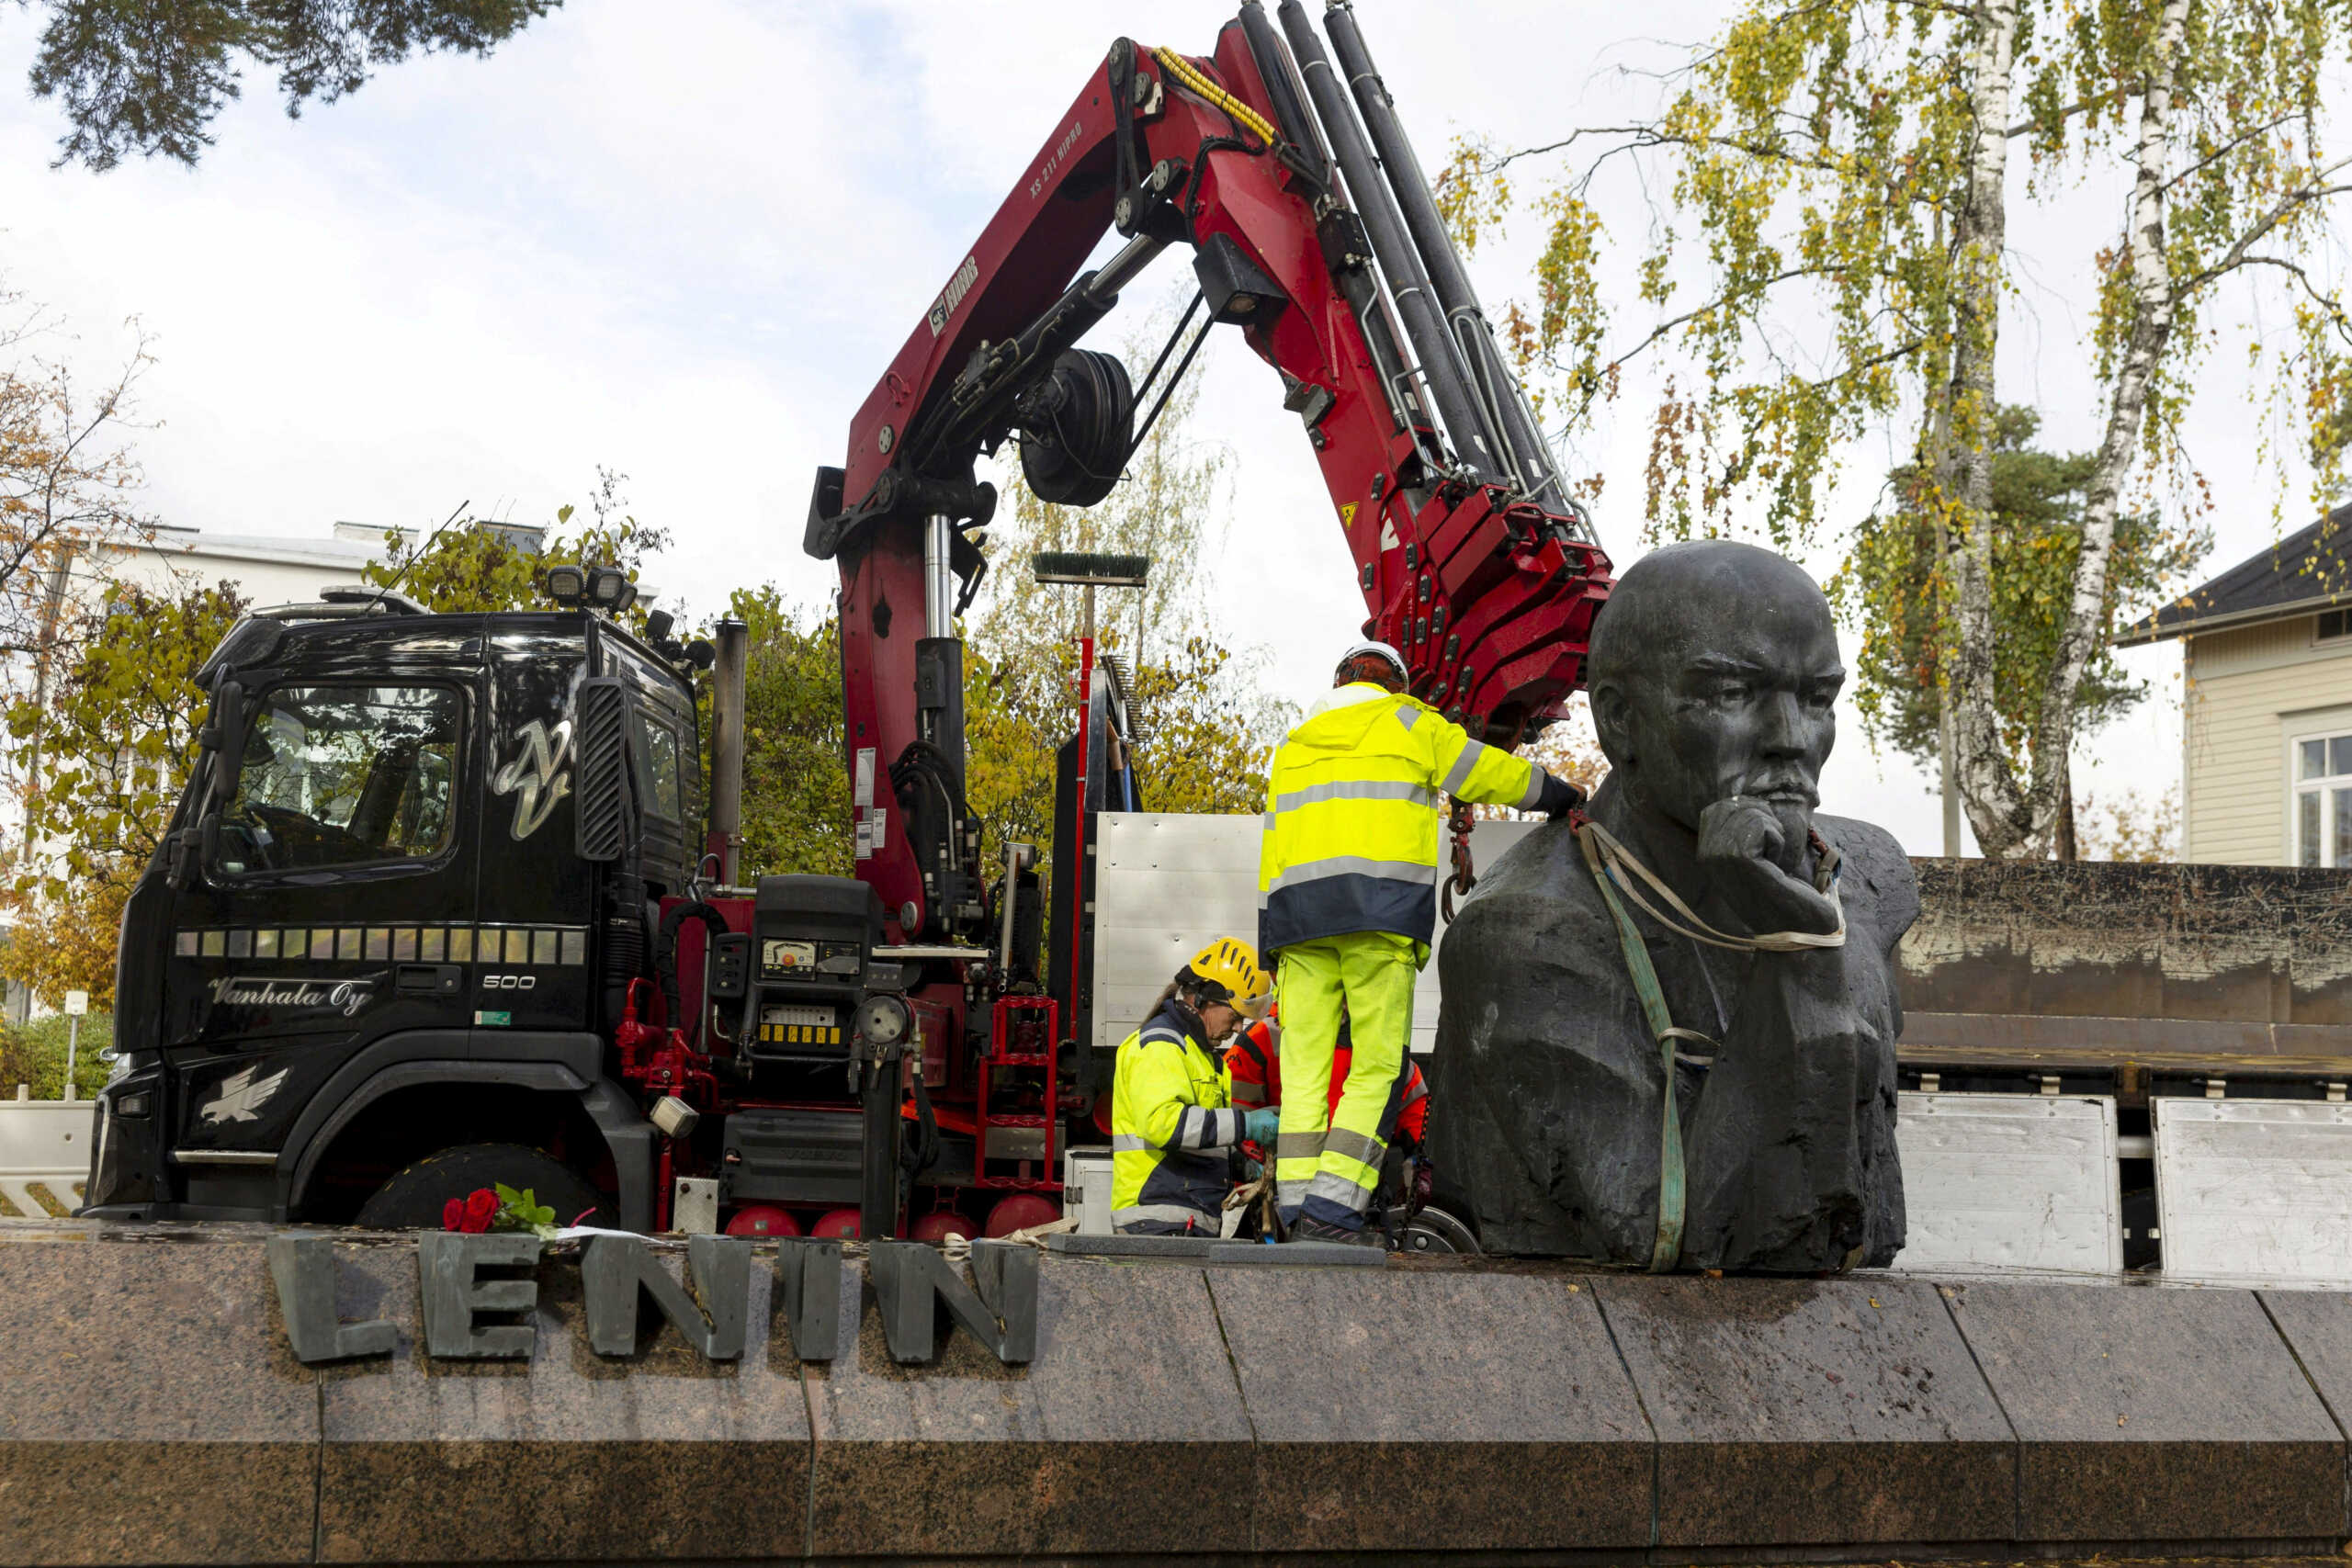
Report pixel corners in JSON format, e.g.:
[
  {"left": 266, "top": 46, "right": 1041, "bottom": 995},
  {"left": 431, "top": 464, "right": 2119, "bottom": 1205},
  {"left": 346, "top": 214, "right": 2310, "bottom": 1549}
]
[
  {"left": 1815, "top": 813, "right": 1921, "bottom": 941},
  {"left": 1442, "top": 819, "right": 1624, "bottom": 987}
]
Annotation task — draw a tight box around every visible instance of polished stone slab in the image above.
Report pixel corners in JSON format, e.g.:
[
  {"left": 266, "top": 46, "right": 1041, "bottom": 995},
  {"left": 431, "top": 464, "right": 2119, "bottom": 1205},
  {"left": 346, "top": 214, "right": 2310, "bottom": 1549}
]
[
  {"left": 1211, "top": 1265, "right": 1652, "bottom": 1552},
  {"left": 0, "top": 1233, "right": 320, "bottom": 1565},
  {"left": 2259, "top": 1287, "right": 2352, "bottom": 1433},
  {"left": 1043, "top": 1233, "right": 1385, "bottom": 1266},
  {"left": 314, "top": 1238, "right": 810, "bottom": 1562},
  {"left": 1595, "top": 1274, "right": 2014, "bottom": 1547},
  {"left": 1946, "top": 1279, "right": 2344, "bottom": 1540},
  {"left": 804, "top": 1255, "right": 1250, "bottom": 1559}
]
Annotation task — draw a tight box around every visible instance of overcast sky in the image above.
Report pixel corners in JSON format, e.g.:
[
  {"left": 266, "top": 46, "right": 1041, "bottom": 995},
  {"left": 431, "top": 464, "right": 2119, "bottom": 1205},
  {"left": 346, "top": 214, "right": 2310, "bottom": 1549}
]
[{"left": 0, "top": 1, "right": 2330, "bottom": 854}]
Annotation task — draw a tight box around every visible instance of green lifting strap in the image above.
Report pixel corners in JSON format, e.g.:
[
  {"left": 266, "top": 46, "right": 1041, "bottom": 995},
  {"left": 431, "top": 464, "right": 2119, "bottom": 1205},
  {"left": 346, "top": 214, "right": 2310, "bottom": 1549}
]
[{"left": 1577, "top": 821, "right": 1686, "bottom": 1273}]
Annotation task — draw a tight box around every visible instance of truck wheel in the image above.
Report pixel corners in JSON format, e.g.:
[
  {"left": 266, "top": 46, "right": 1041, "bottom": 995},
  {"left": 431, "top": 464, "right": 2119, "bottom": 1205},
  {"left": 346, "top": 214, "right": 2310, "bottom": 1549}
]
[{"left": 355, "top": 1143, "right": 611, "bottom": 1230}]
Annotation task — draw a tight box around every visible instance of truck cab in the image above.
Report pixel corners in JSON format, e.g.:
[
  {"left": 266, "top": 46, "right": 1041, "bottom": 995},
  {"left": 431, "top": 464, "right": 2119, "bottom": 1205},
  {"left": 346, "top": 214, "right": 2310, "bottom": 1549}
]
[{"left": 85, "top": 591, "right": 704, "bottom": 1229}]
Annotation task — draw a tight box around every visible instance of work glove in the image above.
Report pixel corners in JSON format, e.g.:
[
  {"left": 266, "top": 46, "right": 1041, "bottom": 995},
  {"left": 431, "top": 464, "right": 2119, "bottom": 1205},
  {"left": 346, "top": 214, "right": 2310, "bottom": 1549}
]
[
  {"left": 1536, "top": 773, "right": 1587, "bottom": 819},
  {"left": 1241, "top": 1108, "right": 1281, "bottom": 1145}
]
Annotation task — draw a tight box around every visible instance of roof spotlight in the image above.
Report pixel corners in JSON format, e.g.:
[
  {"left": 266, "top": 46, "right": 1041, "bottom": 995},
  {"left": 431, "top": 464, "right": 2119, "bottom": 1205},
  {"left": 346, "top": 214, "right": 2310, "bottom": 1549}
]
[
  {"left": 586, "top": 566, "right": 637, "bottom": 613},
  {"left": 542, "top": 564, "right": 587, "bottom": 605}
]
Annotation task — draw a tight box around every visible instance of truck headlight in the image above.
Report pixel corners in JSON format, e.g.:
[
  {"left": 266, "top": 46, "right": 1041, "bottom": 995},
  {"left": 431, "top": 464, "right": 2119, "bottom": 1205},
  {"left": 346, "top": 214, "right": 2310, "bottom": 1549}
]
[{"left": 857, "top": 994, "right": 910, "bottom": 1046}]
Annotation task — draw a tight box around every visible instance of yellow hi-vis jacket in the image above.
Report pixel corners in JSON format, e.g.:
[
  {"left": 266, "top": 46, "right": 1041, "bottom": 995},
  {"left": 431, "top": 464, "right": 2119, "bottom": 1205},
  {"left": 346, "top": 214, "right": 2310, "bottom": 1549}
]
[
  {"left": 1258, "top": 683, "right": 1546, "bottom": 953},
  {"left": 1111, "top": 998, "right": 1240, "bottom": 1231}
]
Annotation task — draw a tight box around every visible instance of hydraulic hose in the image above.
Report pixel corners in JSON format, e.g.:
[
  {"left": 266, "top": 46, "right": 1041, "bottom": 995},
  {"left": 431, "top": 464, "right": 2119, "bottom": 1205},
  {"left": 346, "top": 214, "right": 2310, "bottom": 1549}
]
[
  {"left": 1151, "top": 46, "right": 1278, "bottom": 147},
  {"left": 655, "top": 900, "right": 733, "bottom": 1046}
]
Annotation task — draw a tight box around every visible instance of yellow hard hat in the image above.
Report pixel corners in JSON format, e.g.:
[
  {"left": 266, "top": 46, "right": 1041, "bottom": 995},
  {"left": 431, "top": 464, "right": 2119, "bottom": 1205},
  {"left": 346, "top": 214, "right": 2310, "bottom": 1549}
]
[{"left": 1181, "top": 937, "right": 1273, "bottom": 1020}]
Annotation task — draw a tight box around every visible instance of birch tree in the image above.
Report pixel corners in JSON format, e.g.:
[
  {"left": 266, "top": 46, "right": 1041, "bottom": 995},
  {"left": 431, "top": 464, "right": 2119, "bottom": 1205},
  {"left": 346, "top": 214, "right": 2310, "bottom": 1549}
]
[{"left": 1443, "top": 0, "right": 2352, "bottom": 856}]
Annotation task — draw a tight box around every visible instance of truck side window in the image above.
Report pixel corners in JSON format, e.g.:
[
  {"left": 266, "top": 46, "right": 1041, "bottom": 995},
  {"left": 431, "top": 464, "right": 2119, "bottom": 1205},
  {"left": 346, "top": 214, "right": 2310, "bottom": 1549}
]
[
  {"left": 215, "top": 685, "right": 462, "bottom": 874},
  {"left": 634, "top": 712, "right": 684, "bottom": 823}
]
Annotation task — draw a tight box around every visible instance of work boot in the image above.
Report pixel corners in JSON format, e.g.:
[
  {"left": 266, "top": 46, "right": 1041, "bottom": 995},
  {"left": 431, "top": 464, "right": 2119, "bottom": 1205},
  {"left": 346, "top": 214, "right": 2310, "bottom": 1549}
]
[{"left": 1286, "top": 1214, "right": 1384, "bottom": 1247}]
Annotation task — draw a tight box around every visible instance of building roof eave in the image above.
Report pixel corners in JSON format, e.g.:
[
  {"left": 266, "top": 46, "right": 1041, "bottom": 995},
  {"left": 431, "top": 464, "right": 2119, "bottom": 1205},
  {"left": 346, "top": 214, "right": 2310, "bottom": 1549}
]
[{"left": 2114, "top": 591, "right": 2352, "bottom": 648}]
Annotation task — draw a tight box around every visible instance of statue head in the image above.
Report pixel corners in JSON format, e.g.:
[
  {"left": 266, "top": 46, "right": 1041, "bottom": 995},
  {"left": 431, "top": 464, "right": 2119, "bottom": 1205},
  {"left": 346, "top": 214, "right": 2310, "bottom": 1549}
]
[{"left": 1586, "top": 540, "right": 1842, "bottom": 854}]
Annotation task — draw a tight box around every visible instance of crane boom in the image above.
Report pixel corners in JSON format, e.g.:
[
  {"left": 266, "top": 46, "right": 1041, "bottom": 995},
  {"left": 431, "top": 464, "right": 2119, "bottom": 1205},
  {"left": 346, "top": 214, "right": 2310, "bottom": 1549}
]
[{"left": 808, "top": 1, "right": 1612, "bottom": 946}]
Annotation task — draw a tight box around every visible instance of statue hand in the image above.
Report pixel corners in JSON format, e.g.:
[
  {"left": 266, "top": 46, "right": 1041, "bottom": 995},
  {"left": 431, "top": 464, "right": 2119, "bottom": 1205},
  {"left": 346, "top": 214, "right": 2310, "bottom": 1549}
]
[{"left": 1696, "top": 795, "right": 1840, "bottom": 938}]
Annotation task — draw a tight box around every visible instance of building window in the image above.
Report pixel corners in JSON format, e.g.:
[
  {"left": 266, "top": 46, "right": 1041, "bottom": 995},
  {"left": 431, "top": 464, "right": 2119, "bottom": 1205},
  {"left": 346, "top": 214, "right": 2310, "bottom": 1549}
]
[
  {"left": 2320, "top": 608, "right": 2352, "bottom": 643},
  {"left": 2295, "top": 731, "right": 2352, "bottom": 866}
]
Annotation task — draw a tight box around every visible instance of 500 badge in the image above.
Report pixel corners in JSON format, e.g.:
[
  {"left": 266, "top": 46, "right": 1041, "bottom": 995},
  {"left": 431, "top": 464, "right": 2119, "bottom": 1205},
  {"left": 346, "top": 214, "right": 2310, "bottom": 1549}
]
[{"left": 481, "top": 974, "right": 537, "bottom": 990}]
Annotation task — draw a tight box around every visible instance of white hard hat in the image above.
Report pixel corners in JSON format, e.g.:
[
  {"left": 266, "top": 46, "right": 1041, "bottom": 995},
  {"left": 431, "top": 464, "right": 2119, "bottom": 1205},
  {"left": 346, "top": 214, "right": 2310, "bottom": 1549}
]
[{"left": 1336, "top": 639, "right": 1408, "bottom": 683}]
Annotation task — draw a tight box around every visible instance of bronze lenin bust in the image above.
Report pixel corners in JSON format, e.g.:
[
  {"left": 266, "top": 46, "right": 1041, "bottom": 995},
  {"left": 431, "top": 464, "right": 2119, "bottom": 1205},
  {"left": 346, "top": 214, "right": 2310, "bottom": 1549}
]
[{"left": 1429, "top": 540, "right": 1917, "bottom": 1271}]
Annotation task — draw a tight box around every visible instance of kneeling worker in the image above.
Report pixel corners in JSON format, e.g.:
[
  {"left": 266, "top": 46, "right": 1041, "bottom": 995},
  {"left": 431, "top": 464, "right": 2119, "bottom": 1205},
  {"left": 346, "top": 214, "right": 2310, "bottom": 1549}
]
[
  {"left": 1259, "top": 640, "right": 1584, "bottom": 1243},
  {"left": 1111, "top": 938, "right": 1279, "bottom": 1235}
]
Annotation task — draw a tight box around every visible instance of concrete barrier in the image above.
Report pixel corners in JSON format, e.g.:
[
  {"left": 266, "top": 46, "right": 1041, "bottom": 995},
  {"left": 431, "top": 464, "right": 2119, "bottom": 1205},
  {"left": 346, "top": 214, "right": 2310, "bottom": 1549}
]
[
  {"left": 0, "top": 1099, "right": 90, "bottom": 1220},
  {"left": 4, "top": 1221, "right": 2351, "bottom": 1564}
]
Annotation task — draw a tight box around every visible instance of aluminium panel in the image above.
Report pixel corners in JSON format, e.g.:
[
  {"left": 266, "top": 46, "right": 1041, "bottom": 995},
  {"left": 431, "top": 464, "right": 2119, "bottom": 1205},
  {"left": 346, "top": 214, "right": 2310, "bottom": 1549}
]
[
  {"left": 1890, "top": 1090, "right": 2123, "bottom": 1274},
  {"left": 1089, "top": 813, "right": 1537, "bottom": 1054},
  {"left": 2154, "top": 1096, "right": 2352, "bottom": 1284}
]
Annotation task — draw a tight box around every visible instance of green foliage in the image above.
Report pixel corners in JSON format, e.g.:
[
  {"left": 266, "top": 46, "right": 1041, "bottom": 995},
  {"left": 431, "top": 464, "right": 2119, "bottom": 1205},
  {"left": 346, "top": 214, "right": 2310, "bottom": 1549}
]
[
  {"left": 7, "top": 576, "right": 246, "bottom": 889},
  {"left": 28, "top": 0, "right": 560, "bottom": 171},
  {"left": 2, "top": 576, "right": 243, "bottom": 1000},
  {"left": 729, "top": 585, "right": 853, "bottom": 879},
  {"left": 1836, "top": 407, "right": 2209, "bottom": 764},
  {"left": 361, "top": 469, "right": 669, "bottom": 635},
  {"left": 491, "top": 1181, "right": 560, "bottom": 1236},
  {"left": 0, "top": 1010, "right": 113, "bottom": 1101},
  {"left": 1446, "top": 0, "right": 2352, "bottom": 854}
]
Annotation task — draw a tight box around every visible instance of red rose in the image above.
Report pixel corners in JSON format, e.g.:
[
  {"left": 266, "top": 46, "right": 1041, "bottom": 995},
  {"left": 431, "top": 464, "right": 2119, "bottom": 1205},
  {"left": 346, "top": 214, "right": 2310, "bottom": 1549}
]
[
  {"left": 461, "top": 1188, "right": 500, "bottom": 1234},
  {"left": 442, "top": 1198, "right": 466, "bottom": 1231}
]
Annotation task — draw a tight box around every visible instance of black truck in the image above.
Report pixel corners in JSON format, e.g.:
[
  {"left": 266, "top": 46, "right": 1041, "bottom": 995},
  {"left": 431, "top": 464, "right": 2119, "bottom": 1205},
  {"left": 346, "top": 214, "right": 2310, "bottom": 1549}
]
[
  {"left": 86, "top": 584, "right": 710, "bottom": 1229},
  {"left": 82, "top": 569, "right": 1100, "bottom": 1239}
]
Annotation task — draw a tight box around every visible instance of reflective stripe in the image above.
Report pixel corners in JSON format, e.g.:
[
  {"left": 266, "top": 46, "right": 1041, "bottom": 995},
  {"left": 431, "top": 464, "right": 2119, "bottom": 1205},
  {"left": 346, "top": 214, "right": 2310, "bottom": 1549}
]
[
  {"left": 1321, "top": 1126, "right": 1386, "bottom": 1168},
  {"left": 1112, "top": 1134, "right": 1150, "bottom": 1152},
  {"left": 1395, "top": 705, "right": 1422, "bottom": 730},
  {"left": 1262, "top": 812, "right": 1277, "bottom": 831},
  {"left": 1265, "top": 855, "right": 1439, "bottom": 895},
  {"left": 1401, "top": 1075, "right": 1429, "bottom": 1106},
  {"left": 1140, "top": 1025, "right": 1185, "bottom": 1047},
  {"left": 1274, "top": 1131, "right": 1326, "bottom": 1161},
  {"left": 1518, "top": 769, "right": 1549, "bottom": 811},
  {"left": 1114, "top": 1203, "right": 1214, "bottom": 1227},
  {"left": 1232, "top": 1082, "right": 1267, "bottom": 1106},
  {"left": 1440, "top": 739, "right": 1494, "bottom": 795},
  {"left": 1308, "top": 1168, "right": 1377, "bottom": 1210},
  {"left": 1271, "top": 779, "right": 1440, "bottom": 815},
  {"left": 1173, "top": 1106, "right": 1239, "bottom": 1149}
]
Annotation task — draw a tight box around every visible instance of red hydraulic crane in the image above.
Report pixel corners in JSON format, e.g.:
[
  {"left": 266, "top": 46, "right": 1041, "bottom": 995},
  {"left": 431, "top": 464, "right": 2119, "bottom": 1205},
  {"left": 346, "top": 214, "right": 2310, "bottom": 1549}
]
[{"left": 801, "top": 0, "right": 1612, "bottom": 1226}]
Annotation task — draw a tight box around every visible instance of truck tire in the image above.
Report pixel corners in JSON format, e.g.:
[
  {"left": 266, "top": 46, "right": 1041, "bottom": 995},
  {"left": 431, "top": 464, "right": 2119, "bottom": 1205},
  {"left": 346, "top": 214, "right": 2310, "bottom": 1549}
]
[{"left": 355, "top": 1143, "right": 612, "bottom": 1230}]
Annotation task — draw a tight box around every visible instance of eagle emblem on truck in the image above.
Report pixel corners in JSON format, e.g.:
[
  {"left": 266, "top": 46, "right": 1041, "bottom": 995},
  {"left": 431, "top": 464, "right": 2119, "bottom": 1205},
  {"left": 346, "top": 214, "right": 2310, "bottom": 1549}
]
[{"left": 200, "top": 1063, "right": 290, "bottom": 1125}]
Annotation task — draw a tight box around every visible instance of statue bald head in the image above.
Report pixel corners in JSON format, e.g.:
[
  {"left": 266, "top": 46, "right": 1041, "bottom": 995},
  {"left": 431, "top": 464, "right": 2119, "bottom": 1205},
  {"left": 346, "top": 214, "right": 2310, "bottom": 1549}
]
[{"left": 1588, "top": 540, "right": 1843, "bottom": 843}]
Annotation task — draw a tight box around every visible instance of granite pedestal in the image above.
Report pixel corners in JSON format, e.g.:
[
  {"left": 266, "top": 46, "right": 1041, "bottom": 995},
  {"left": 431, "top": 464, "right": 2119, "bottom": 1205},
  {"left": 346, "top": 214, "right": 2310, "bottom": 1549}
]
[{"left": 6, "top": 1223, "right": 2352, "bottom": 1563}]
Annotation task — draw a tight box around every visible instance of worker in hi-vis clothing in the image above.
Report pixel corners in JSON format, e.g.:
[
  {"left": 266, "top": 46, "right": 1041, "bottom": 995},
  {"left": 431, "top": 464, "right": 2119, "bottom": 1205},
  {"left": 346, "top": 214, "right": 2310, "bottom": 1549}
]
[
  {"left": 1258, "top": 641, "right": 1584, "bottom": 1243},
  {"left": 1110, "top": 938, "right": 1279, "bottom": 1235}
]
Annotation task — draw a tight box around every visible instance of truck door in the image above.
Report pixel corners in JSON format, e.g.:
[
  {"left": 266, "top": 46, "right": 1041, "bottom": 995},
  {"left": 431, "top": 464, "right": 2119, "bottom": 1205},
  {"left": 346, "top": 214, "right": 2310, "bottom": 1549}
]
[
  {"left": 475, "top": 626, "right": 596, "bottom": 1041},
  {"left": 165, "top": 657, "right": 482, "bottom": 1200}
]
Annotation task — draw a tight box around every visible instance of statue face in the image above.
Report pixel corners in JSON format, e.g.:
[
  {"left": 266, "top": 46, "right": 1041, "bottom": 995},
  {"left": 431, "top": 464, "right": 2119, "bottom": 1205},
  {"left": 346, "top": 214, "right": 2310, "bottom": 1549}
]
[{"left": 1595, "top": 555, "right": 1844, "bottom": 852}]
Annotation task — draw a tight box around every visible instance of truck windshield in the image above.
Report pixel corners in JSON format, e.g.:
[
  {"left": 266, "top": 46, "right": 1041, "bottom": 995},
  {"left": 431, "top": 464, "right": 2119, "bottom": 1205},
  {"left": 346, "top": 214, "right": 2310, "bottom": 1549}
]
[{"left": 215, "top": 685, "right": 462, "bottom": 874}]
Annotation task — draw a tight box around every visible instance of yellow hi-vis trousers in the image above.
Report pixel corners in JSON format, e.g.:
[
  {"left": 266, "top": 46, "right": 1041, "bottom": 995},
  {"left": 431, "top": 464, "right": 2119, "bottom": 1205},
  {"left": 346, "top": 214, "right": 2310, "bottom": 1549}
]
[{"left": 1273, "top": 931, "right": 1418, "bottom": 1229}]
